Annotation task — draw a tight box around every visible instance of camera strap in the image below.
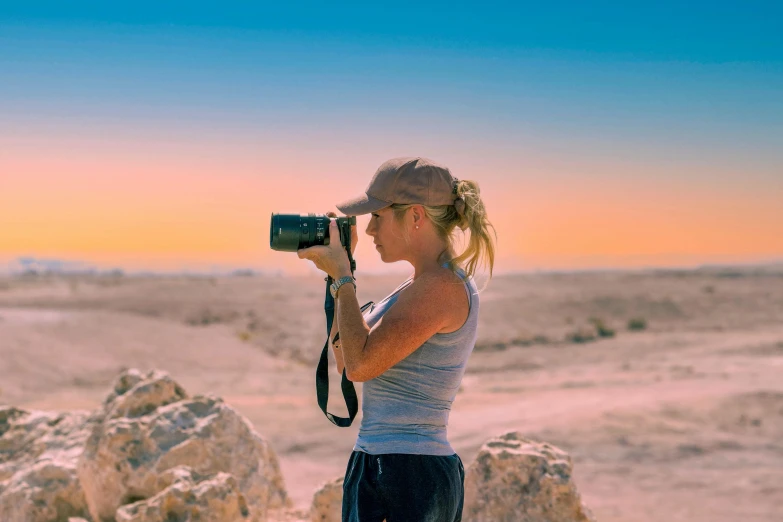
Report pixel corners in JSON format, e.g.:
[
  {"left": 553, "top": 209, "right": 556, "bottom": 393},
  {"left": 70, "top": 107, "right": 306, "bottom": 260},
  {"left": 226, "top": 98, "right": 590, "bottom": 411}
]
[
  {"left": 316, "top": 218, "right": 368, "bottom": 427},
  {"left": 316, "top": 290, "right": 373, "bottom": 427}
]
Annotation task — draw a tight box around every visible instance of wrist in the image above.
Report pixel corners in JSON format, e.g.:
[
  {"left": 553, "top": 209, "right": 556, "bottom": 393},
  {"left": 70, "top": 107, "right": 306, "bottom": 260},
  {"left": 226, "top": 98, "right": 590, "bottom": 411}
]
[
  {"left": 330, "top": 274, "right": 355, "bottom": 299},
  {"left": 336, "top": 280, "right": 356, "bottom": 298},
  {"left": 334, "top": 268, "right": 353, "bottom": 280}
]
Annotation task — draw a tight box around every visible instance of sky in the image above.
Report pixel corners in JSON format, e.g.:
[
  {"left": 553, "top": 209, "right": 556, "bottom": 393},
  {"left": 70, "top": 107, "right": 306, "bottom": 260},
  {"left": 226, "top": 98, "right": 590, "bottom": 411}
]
[{"left": 1, "top": 1, "right": 781, "bottom": 276}]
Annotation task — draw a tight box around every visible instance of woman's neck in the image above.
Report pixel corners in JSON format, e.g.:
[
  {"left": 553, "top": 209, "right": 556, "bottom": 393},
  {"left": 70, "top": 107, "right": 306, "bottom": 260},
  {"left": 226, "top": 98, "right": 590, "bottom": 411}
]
[{"left": 410, "top": 247, "right": 457, "bottom": 281}]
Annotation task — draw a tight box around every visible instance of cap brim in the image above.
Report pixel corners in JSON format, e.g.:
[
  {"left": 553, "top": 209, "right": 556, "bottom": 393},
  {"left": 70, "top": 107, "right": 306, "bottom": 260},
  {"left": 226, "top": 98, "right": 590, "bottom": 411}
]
[{"left": 335, "top": 192, "right": 392, "bottom": 216}]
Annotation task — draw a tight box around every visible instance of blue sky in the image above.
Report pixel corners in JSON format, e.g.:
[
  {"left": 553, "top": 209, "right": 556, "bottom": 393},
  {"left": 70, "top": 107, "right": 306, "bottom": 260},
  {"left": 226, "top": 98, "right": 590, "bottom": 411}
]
[
  {"left": 2, "top": 2, "right": 782, "bottom": 62},
  {"left": 3, "top": 3, "right": 781, "bottom": 158}
]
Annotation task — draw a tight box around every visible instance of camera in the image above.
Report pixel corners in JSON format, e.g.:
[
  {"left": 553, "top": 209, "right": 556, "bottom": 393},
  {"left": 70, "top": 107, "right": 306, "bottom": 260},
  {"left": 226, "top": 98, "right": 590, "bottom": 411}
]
[{"left": 269, "top": 213, "right": 356, "bottom": 252}]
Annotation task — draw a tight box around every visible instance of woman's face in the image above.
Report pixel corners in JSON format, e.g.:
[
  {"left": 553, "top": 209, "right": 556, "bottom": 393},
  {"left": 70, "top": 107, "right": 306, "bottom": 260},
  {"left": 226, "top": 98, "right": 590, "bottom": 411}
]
[{"left": 366, "top": 207, "right": 406, "bottom": 262}]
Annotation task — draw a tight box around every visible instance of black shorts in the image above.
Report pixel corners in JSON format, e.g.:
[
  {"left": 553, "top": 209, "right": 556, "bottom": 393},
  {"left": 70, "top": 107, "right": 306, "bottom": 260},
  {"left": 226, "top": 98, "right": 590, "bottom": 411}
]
[{"left": 342, "top": 449, "right": 465, "bottom": 522}]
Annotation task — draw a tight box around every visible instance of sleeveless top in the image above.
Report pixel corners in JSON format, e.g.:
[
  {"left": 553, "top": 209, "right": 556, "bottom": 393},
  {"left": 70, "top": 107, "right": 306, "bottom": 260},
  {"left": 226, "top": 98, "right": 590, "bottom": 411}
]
[{"left": 353, "top": 262, "right": 480, "bottom": 456}]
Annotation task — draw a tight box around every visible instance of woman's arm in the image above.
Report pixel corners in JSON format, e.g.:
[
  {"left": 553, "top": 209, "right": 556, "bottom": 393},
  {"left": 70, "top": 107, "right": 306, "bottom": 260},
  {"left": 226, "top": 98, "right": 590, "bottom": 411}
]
[
  {"left": 339, "top": 271, "right": 454, "bottom": 382},
  {"left": 330, "top": 307, "right": 346, "bottom": 375},
  {"left": 334, "top": 274, "right": 372, "bottom": 380}
]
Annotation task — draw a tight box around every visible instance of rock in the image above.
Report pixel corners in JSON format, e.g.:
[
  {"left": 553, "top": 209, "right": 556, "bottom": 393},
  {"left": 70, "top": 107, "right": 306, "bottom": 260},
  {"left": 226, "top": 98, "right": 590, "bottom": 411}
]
[
  {"left": 309, "top": 476, "right": 343, "bottom": 522},
  {"left": 302, "top": 437, "right": 595, "bottom": 522},
  {"left": 78, "top": 369, "right": 291, "bottom": 521},
  {"left": 103, "top": 369, "right": 187, "bottom": 419},
  {"left": 267, "top": 507, "right": 311, "bottom": 522},
  {"left": 0, "top": 407, "right": 98, "bottom": 522},
  {"left": 115, "top": 467, "right": 250, "bottom": 522},
  {"left": 463, "top": 431, "right": 595, "bottom": 522},
  {"left": 3, "top": 369, "right": 598, "bottom": 522}
]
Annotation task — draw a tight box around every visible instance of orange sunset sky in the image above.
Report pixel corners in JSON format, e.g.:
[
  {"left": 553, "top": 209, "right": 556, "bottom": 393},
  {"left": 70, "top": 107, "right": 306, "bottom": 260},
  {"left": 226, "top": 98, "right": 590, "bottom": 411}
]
[
  {"left": 1, "top": 8, "right": 781, "bottom": 276},
  {"left": 2, "top": 124, "right": 780, "bottom": 277}
]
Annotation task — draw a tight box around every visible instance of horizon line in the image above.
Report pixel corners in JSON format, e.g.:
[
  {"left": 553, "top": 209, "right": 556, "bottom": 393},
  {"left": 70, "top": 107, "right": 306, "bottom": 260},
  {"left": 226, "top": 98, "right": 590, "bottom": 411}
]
[{"left": 1, "top": 257, "right": 781, "bottom": 278}]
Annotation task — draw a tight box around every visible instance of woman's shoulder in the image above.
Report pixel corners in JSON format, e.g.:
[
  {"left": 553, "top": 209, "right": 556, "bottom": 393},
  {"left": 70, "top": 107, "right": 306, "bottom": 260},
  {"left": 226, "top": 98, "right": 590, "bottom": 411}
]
[
  {"left": 438, "top": 264, "right": 468, "bottom": 285},
  {"left": 429, "top": 267, "right": 470, "bottom": 303},
  {"left": 432, "top": 267, "right": 471, "bottom": 334}
]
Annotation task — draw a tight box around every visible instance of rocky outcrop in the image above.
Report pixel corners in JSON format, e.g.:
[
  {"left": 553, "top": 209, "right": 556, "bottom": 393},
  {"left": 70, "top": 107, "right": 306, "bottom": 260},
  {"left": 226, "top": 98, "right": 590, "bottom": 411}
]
[
  {"left": 308, "top": 476, "right": 343, "bottom": 522},
  {"left": 298, "top": 434, "right": 595, "bottom": 522},
  {"left": 464, "top": 431, "right": 595, "bottom": 522},
  {"left": 1, "top": 371, "right": 596, "bottom": 522},
  {"left": 78, "top": 369, "right": 291, "bottom": 521},
  {"left": 1, "top": 369, "right": 291, "bottom": 522},
  {"left": 0, "top": 407, "right": 98, "bottom": 522},
  {"left": 115, "top": 467, "right": 250, "bottom": 522}
]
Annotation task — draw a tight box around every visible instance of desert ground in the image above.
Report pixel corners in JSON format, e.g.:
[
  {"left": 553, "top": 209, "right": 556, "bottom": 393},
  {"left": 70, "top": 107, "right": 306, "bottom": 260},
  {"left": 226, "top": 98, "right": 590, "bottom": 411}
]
[{"left": 1, "top": 265, "right": 782, "bottom": 521}]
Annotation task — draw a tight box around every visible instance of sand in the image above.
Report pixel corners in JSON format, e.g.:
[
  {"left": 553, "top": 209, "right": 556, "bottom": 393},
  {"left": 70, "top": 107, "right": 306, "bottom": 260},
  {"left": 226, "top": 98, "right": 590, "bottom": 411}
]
[{"left": 1, "top": 266, "right": 782, "bottom": 521}]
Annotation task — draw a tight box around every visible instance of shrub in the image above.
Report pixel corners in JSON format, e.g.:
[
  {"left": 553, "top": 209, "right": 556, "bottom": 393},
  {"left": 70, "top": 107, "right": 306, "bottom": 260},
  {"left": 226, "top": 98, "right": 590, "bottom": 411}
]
[
  {"left": 566, "top": 326, "right": 597, "bottom": 344},
  {"left": 186, "top": 308, "right": 239, "bottom": 326},
  {"left": 627, "top": 317, "right": 648, "bottom": 331},
  {"left": 474, "top": 340, "right": 508, "bottom": 352},
  {"left": 588, "top": 317, "right": 616, "bottom": 338}
]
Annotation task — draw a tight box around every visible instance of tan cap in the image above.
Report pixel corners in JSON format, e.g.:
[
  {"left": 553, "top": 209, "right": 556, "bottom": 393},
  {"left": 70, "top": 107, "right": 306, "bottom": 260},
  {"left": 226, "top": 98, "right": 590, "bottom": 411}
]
[{"left": 336, "top": 157, "right": 459, "bottom": 216}]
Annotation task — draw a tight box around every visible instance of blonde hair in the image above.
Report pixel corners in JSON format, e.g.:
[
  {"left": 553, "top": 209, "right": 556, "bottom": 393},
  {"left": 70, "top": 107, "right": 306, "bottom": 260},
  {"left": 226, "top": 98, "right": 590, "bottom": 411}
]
[{"left": 390, "top": 179, "right": 496, "bottom": 292}]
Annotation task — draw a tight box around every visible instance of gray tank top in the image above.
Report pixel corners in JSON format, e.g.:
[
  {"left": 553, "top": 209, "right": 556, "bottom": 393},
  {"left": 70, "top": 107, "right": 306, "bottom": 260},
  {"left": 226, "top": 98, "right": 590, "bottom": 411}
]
[{"left": 354, "top": 262, "right": 479, "bottom": 455}]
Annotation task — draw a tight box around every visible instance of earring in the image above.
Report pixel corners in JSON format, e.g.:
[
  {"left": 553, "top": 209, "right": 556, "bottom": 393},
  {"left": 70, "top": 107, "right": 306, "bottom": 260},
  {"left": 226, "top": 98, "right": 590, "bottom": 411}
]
[{"left": 415, "top": 225, "right": 419, "bottom": 229}]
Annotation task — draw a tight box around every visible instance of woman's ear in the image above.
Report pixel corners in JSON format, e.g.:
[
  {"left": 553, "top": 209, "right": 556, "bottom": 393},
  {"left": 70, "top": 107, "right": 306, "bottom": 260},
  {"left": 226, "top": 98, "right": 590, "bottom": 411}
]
[{"left": 411, "top": 205, "right": 423, "bottom": 226}]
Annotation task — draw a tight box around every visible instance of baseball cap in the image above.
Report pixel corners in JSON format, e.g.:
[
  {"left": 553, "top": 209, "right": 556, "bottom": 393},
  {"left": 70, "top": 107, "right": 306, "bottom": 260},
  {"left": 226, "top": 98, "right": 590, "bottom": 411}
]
[{"left": 336, "top": 157, "right": 459, "bottom": 216}]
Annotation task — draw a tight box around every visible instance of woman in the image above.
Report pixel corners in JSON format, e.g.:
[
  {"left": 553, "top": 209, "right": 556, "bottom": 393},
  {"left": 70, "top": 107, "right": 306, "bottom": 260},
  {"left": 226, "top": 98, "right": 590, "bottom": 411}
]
[{"left": 297, "top": 156, "right": 496, "bottom": 522}]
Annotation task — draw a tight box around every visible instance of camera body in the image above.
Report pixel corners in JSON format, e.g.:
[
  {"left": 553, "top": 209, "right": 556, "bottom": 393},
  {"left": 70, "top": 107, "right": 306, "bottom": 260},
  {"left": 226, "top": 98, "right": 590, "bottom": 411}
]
[{"left": 269, "top": 213, "right": 356, "bottom": 252}]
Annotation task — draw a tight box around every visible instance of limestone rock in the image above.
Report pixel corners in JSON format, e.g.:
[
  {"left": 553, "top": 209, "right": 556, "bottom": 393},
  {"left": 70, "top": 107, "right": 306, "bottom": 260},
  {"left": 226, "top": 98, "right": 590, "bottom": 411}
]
[
  {"left": 309, "top": 476, "right": 343, "bottom": 522},
  {"left": 103, "top": 368, "right": 187, "bottom": 419},
  {"left": 266, "top": 507, "right": 310, "bottom": 522},
  {"left": 463, "top": 431, "right": 595, "bottom": 522},
  {"left": 78, "top": 369, "right": 291, "bottom": 522},
  {"left": 115, "top": 466, "right": 250, "bottom": 522},
  {"left": 0, "top": 407, "right": 97, "bottom": 522}
]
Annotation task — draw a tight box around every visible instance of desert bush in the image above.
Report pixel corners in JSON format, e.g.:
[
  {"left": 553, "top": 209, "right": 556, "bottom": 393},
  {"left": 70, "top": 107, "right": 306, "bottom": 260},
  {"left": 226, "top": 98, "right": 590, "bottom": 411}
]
[
  {"left": 474, "top": 340, "right": 509, "bottom": 352},
  {"left": 566, "top": 326, "right": 597, "bottom": 344},
  {"left": 507, "top": 333, "right": 535, "bottom": 347},
  {"left": 186, "top": 308, "right": 239, "bottom": 326},
  {"left": 627, "top": 317, "right": 648, "bottom": 331},
  {"left": 588, "top": 317, "right": 616, "bottom": 338}
]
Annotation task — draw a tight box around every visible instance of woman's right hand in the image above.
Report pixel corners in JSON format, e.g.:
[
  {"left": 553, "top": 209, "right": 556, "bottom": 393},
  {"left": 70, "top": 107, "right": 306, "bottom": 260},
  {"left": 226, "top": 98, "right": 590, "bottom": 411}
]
[{"left": 326, "top": 211, "right": 358, "bottom": 257}]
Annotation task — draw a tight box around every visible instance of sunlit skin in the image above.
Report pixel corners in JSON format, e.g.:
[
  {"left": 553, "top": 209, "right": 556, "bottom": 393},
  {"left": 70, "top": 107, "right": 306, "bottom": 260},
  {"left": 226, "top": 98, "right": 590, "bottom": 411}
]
[
  {"left": 296, "top": 206, "right": 455, "bottom": 281},
  {"left": 365, "top": 206, "right": 456, "bottom": 281},
  {"left": 296, "top": 204, "right": 470, "bottom": 381}
]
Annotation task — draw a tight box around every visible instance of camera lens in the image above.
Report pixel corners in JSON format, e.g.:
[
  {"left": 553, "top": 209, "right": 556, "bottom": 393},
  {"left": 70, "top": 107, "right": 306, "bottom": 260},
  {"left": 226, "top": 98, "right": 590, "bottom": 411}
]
[
  {"left": 270, "top": 213, "right": 330, "bottom": 252},
  {"left": 270, "top": 213, "right": 356, "bottom": 252}
]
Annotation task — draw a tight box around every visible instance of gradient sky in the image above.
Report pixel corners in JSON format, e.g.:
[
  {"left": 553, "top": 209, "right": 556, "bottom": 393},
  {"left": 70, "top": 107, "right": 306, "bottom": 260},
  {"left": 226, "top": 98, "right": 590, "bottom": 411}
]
[{"left": 1, "top": 2, "right": 781, "bottom": 276}]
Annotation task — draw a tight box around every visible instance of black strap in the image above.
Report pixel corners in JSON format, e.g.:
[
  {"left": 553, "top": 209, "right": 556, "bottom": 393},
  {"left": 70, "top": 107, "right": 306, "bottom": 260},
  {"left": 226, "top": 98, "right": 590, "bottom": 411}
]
[
  {"left": 315, "top": 218, "right": 372, "bottom": 427},
  {"left": 316, "top": 293, "right": 374, "bottom": 427}
]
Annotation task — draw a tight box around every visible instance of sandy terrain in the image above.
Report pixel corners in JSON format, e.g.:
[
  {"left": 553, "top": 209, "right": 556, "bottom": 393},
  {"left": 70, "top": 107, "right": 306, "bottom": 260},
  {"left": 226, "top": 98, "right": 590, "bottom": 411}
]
[{"left": 1, "top": 266, "right": 782, "bottom": 521}]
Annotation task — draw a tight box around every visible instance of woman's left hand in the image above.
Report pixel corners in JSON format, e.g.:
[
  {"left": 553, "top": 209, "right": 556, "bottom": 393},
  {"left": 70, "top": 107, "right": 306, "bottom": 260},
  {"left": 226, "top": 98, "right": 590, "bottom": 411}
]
[{"left": 297, "top": 219, "right": 353, "bottom": 280}]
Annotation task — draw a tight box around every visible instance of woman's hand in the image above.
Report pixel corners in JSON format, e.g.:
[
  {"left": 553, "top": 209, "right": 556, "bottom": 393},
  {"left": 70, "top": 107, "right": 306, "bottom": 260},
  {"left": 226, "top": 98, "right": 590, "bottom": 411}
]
[
  {"left": 325, "top": 211, "right": 358, "bottom": 257},
  {"left": 297, "top": 211, "right": 357, "bottom": 279}
]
